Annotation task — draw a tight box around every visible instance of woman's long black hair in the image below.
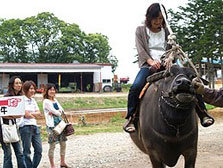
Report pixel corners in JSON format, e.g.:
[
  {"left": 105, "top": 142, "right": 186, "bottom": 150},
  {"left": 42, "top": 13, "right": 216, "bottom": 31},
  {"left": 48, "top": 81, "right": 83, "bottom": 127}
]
[
  {"left": 145, "top": 3, "right": 167, "bottom": 28},
  {"left": 7, "top": 76, "right": 23, "bottom": 96}
]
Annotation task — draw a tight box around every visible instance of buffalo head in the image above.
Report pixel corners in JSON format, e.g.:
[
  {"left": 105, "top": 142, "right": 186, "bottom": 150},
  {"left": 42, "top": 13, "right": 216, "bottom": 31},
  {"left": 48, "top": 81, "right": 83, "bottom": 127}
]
[{"left": 160, "top": 65, "right": 197, "bottom": 106}]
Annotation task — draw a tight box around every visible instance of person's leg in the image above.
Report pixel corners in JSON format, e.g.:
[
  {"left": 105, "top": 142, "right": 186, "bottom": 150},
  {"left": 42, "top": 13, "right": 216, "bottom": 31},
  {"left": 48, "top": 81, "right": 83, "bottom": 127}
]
[
  {"left": 126, "top": 68, "right": 151, "bottom": 119},
  {"left": 196, "top": 94, "right": 214, "bottom": 127},
  {"left": 124, "top": 68, "right": 151, "bottom": 133},
  {"left": 60, "top": 141, "right": 69, "bottom": 167},
  {"left": 11, "top": 141, "right": 26, "bottom": 168},
  {"left": 32, "top": 126, "right": 42, "bottom": 168},
  {"left": 1, "top": 142, "right": 13, "bottom": 168},
  {"left": 48, "top": 142, "right": 56, "bottom": 168},
  {"left": 20, "top": 126, "right": 33, "bottom": 168}
]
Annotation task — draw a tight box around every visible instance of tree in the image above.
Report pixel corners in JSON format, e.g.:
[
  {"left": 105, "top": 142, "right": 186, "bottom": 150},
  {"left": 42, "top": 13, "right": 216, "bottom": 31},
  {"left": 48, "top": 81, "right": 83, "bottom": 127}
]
[
  {"left": 0, "top": 12, "right": 118, "bottom": 72},
  {"left": 169, "top": 0, "right": 223, "bottom": 86},
  {"left": 0, "top": 19, "right": 28, "bottom": 62}
]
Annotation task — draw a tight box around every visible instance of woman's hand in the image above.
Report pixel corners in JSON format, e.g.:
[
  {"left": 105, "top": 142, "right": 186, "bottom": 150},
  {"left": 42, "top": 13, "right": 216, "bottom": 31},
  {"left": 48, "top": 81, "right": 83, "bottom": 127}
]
[
  {"left": 2, "top": 116, "right": 14, "bottom": 119},
  {"left": 48, "top": 111, "right": 53, "bottom": 115},
  {"left": 147, "top": 58, "right": 161, "bottom": 70},
  {"left": 24, "top": 111, "right": 35, "bottom": 119}
]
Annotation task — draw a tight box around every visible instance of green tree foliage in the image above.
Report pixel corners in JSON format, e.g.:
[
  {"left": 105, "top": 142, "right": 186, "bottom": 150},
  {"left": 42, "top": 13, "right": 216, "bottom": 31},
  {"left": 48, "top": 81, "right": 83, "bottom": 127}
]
[
  {"left": 169, "top": 0, "right": 223, "bottom": 65},
  {"left": 0, "top": 19, "right": 28, "bottom": 62},
  {"left": 0, "top": 12, "right": 118, "bottom": 71}
]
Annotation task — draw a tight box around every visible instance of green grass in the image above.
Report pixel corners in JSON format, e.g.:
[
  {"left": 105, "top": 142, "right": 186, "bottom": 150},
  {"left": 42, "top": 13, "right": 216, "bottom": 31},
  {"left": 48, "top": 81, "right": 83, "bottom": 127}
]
[
  {"left": 37, "top": 95, "right": 218, "bottom": 141},
  {"left": 37, "top": 96, "right": 127, "bottom": 112},
  {"left": 40, "top": 113, "right": 125, "bottom": 140},
  {"left": 206, "top": 104, "right": 216, "bottom": 110},
  {"left": 121, "top": 84, "right": 132, "bottom": 92},
  {"left": 75, "top": 113, "right": 125, "bottom": 135}
]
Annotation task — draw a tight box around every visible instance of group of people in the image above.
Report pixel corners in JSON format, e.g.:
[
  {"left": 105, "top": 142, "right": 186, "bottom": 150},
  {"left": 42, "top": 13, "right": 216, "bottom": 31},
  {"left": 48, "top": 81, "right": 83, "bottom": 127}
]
[
  {"left": 0, "top": 2, "right": 222, "bottom": 168},
  {"left": 0, "top": 76, "right": 70, "bottom": 168}
]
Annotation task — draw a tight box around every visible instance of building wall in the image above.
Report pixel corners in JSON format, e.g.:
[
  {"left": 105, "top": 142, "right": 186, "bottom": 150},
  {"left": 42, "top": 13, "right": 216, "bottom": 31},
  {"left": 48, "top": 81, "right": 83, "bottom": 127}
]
[
  {"left": 100, "top": 66, "right": 113, "bottom": 90},
  {"left": 0, "top": 73, "right": 9, "bottom": 93},
  {"left": 37, "top": 74, "right": 48, "bottom": 88},
  {"left": 0, "top": 64, "right": 113, "bottom": 93}
]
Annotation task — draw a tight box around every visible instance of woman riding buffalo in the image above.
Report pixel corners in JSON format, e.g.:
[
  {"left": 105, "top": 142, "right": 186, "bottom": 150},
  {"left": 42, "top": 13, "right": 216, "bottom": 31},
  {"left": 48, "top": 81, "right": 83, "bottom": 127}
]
[{"left": 123, "top": 3, "right": 214, "bottom": 133}]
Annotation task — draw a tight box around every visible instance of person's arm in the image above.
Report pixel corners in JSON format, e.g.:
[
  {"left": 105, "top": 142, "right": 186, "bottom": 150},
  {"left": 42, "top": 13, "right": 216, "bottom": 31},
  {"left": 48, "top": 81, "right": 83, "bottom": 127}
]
[
  {"left": 30, "top": 110, "right": 41, "bottom": 118},
  {"left": 3, "top": 115, "right": 23, "bottom": 119},
  {"left": 193, "top": 79, "right": 223, "bottom": 107},
  {"left": 44, "top": 99, "right": 61, "bottom": 116},
  {"left": 2, "top": 116, "right": 14, "bottom": 119},
  {"left": 147, "top": 58, "right": 161, "bottom": 70},
  {"left": 24, "top": 110, "right": 35, "bottom": 119},
  {"left": 135, "top": 26, "right": 152, "bottom": 66},
  {"left": 25, "top": 99, "right": 41, "bottom": 118},
  {"left": 203, "top": 88, "right": 223, "bottom": 107}
]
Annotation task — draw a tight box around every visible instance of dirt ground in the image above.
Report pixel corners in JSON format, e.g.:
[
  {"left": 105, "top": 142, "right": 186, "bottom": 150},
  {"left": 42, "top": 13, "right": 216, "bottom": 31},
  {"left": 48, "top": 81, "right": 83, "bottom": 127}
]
[
  {"left": 1, "top": 118, "right": 223, "bottom": 168},
  {"left": 0, "top": 93, "right": 223, "bottom": 167}
]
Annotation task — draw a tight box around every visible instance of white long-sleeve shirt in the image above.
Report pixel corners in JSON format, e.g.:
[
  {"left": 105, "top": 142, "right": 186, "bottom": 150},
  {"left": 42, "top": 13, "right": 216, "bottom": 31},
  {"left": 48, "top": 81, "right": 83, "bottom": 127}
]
[{"left": 43, "top": 98, "right": 64, "bottom": 127}]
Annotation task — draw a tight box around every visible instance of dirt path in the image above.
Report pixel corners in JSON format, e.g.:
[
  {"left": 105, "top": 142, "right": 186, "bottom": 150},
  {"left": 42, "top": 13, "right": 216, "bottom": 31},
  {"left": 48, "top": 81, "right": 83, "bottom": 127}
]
[{"left": 1, "top": 119, "right": 223, "bottom": 168}]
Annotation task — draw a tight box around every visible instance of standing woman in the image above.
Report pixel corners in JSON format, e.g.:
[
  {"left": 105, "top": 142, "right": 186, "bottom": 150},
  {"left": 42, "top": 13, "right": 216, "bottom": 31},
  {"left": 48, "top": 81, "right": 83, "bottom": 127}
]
[
  {"left": 0, "top": 76, "right": 26, "bottom": 168},
  {"left": 43, "top": 83, "right": 70, "bottom": 168},
  {"left": 19, "top": 80, "right": 42, "bottom": 168}
]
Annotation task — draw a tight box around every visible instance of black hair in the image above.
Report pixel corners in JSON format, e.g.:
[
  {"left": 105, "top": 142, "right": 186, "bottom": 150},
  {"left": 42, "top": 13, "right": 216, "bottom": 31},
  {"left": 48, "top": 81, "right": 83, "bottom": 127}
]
[{"left": 145, "top": 3, "right": 167, "bottom": 28}]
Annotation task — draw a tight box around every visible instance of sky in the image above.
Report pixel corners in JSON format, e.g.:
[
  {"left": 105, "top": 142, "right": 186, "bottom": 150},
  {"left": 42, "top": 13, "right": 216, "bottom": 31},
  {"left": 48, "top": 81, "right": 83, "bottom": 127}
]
[{"left": 0, "top": 0, "right": 188, "bottom": 83}]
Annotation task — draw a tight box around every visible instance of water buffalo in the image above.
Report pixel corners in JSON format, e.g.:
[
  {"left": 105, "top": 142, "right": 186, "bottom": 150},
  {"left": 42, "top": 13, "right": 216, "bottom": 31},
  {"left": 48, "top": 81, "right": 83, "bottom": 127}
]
[{"left": 130, "top": 65, "right": 198, "bottom": 168}]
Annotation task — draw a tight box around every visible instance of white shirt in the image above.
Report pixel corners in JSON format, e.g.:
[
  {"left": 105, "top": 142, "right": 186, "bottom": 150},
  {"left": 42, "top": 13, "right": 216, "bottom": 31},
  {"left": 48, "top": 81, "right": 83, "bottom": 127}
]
[
  {"left": 19, "top": 96, "right": 39, "bottom": 127},
  {"left": 43, "top": 99, "right": 63, "bottom": 127},
  {"left": 146, "top": 27, "right": 166, "bottom": 61}
]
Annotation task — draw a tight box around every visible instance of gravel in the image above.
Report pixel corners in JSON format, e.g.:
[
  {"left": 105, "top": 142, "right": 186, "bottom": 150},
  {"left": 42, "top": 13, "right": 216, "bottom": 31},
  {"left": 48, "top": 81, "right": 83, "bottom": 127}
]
[{"left": 1, "top": 120, "right": 223, "bottom": 168}]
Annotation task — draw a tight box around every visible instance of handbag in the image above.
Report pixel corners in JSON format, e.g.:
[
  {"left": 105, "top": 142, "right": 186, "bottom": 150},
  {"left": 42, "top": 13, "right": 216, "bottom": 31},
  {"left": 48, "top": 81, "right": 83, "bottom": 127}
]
[
  {"left": 0, "top": 118, "right": 19, "bottom": 143},
  {"left": 64, "top": 123, "right": 74, "bottom": 136},
  {"left": 62, "top": 111, "right": 75, "bottom": 136},
  {"left": 53, "top": 119, "right": 67, "bottom": 135}
]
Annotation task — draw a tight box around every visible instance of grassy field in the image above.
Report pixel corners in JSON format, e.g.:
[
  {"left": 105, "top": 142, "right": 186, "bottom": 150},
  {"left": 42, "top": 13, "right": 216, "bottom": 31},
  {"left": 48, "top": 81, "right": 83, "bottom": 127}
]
[
  {"left": 36, "top": 96, "right": 127, "bottom": 112},
  {"left": 36, "top": 94, "right": 217, "bottom": 141},
  {"left": 40, "top": 113, "right": 125, "bottom": 141}
]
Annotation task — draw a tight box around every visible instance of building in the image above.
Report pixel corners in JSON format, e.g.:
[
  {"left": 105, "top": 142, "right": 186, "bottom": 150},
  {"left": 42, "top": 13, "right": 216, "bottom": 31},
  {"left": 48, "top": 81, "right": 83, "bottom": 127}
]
[{"left": 0, "top": 63, "right": 113, "bottom": 93}]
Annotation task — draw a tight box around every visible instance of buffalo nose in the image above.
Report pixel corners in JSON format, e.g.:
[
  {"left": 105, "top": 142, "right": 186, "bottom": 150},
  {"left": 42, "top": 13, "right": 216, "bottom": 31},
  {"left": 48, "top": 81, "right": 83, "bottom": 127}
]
[{"left": 175, "top": 78, "right": 191, "bottom": 86}]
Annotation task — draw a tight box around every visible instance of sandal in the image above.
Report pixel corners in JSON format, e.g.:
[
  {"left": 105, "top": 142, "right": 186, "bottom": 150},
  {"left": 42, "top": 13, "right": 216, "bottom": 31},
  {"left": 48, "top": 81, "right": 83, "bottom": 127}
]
[
  {"left": 60, "top": 165, "right": 71, "bottom": 168},
  {"left": 123, "top": 117, "right": 136, "bottom": 133},
  {"left": 201, "top": 117, "right": 215, "bottom": 127}
]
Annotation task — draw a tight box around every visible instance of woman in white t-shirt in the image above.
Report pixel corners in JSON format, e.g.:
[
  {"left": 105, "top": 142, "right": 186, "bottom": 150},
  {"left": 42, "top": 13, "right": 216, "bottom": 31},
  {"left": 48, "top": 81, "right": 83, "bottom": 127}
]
[
  {"left": 43, "top": 83, "right": 70, "bottom": 168},
  {"left": 123, "top": 3, "right": 214, "bottom": 133},
  {"left": 123, "top": 3, "right": 170, "bottom": 133},
  {"left": 19, "top": 80, "right": 42, "bottom": 168}
]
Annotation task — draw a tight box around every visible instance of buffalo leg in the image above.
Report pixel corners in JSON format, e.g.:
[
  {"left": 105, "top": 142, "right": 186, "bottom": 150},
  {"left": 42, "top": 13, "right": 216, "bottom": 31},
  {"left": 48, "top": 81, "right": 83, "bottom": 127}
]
[
  {"left": 149, "top": 155, "right": 166, "bottom": 168},
  {"left": 183, "top": 149, "right": 197, "bottom": 168}
]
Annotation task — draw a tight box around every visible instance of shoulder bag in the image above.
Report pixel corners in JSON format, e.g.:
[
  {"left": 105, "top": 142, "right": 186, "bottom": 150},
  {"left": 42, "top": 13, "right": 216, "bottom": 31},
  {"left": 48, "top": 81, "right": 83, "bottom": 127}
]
[
  {"left": 53, "top": 118, "right": 67, "bottom": 135},
  {"left": 62, "top": 111, "right": 75, "bottom": 136},
  {"left": 0, "top": 118, "right": 19, "bottom": 143}
]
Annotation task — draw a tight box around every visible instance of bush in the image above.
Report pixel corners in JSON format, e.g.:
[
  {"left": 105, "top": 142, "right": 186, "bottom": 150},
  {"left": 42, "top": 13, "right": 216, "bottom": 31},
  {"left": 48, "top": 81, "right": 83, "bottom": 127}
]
[
  {"left": 121, "top": 84, "right": 132, "bottom": 92},
  {"left": 59, "top": 87, "right": 72, "bottom": 93}
]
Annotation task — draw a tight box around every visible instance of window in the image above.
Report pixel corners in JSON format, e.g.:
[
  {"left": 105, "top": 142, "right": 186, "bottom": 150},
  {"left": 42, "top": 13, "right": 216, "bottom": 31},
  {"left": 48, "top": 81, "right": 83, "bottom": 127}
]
[{"left": 102, "top": 79, "right": 111, "bottom": 83}]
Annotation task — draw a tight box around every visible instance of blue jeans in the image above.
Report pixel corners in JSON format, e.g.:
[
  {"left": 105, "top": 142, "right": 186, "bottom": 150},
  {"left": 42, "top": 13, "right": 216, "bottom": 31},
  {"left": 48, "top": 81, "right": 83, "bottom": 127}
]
[
  {"left": 126, "top": 67, "right": 152, "bottom": 119},
  {"left": 1, "top": 141, "right": 25, "bottom": 168},
  {"left": 19, "top": 125, "right": 42, "bottom": 168}
]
